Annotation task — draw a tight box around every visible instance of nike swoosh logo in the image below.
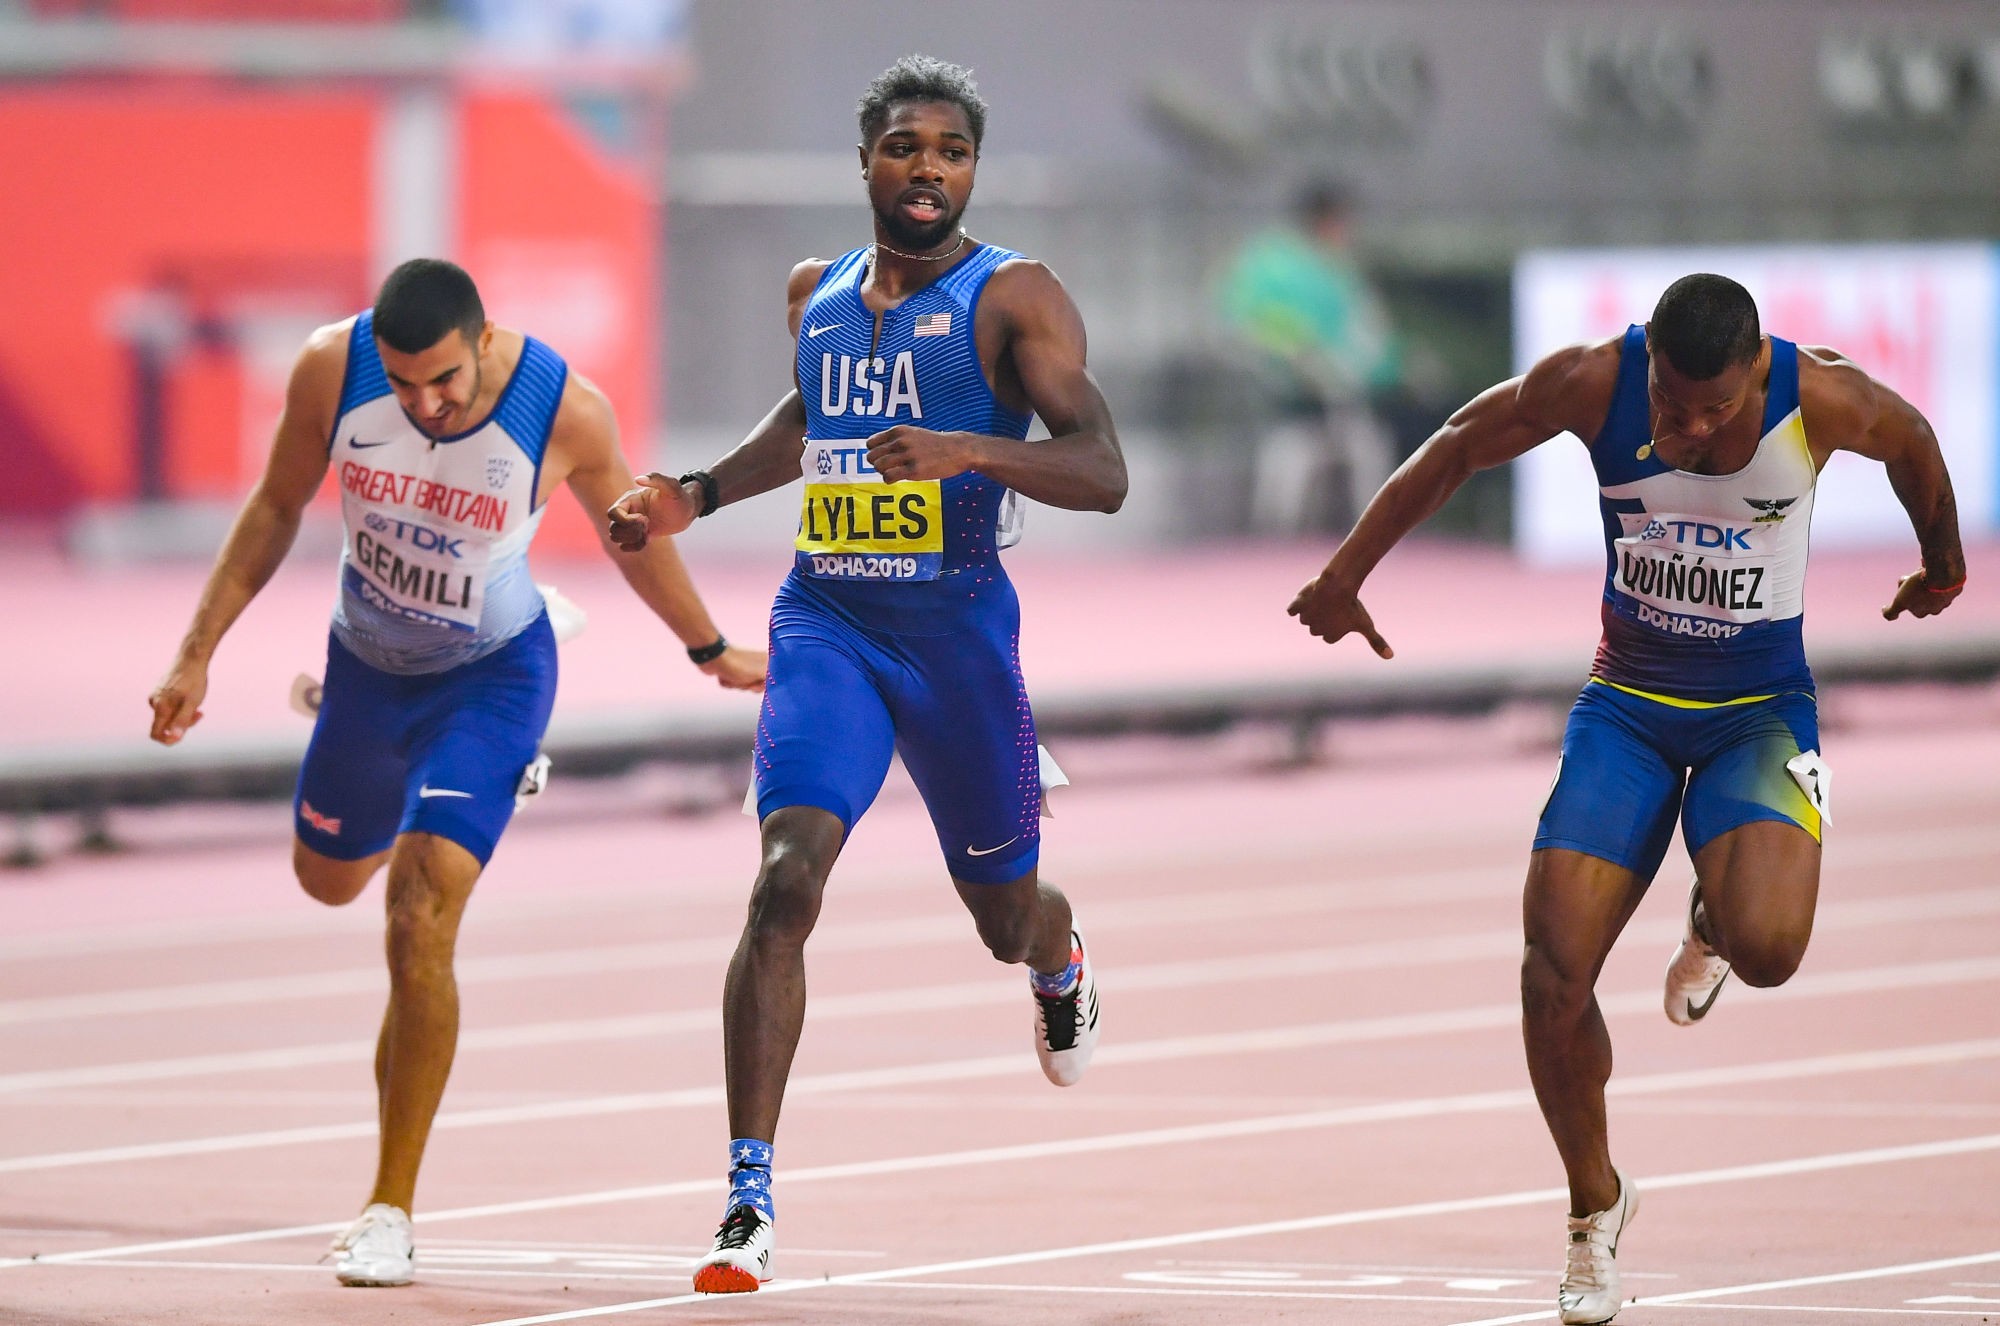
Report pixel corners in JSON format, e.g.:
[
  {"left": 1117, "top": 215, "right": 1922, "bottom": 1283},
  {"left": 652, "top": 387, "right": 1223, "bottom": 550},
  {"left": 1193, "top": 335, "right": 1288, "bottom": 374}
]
[
  {"left": 805, "top": 324, "right": 841, "bottom": 338},
  {"left": 966, "top": 836, "right": 1019, "bottom": 857},
  {"left": 418, "top": 786, "right": 474, "bottom": 799},
  {"left": 1684, "top": 971, "right": 1729, "bottom": 1022},
  {"left": 347, "top": 437, "right": 394, "bottom": 449}
]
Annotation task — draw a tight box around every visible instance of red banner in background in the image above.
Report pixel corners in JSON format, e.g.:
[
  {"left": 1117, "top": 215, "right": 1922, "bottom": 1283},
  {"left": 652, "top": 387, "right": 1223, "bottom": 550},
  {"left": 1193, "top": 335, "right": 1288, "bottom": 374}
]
[
  {"left": 0, "top": 81, "right": 659, "bottom": 559},
  {"left": 458, "top": 91, "right": 660, "bottom": 555}
]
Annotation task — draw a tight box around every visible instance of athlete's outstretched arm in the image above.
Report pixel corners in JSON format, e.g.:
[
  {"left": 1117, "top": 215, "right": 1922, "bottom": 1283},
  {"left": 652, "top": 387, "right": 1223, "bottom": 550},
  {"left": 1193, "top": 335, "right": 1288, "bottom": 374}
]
[
  {"left": 608, "top": 261, "right": 830, "bottom": 550},
  {"left": 556, "top": 378, "right": 765, "bottom": 690},
  {"left": 863, "top": 260, "right": 1126, "bottom": 513},
  {"left": 1801, "top": 351, "right": 1966, "bottom": 620},
  {"left": 148, "top": 327, "right": 343, "bottom": 744},
  {"left": 1288, "top": 342, "right": 1610, "bottom": 655}
]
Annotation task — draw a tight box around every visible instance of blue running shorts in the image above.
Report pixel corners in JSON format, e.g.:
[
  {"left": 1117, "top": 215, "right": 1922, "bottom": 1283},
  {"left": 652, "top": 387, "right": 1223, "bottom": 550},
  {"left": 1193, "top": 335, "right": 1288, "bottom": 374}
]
[
  {"left": 294, "top": 612, "right": 557, "bottom": 866},
  {"left": 751, "top": 573, "right": 1042, "bottom": 885},
  {"left": 1533, "top": 679, "right": 1823, "bottom": 881}
]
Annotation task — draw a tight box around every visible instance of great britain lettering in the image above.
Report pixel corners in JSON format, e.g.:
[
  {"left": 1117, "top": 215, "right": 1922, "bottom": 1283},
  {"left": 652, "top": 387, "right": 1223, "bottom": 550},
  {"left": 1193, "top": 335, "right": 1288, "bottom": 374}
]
[{"left": 340, "top": 461, "right": 510, "bottom": 533}]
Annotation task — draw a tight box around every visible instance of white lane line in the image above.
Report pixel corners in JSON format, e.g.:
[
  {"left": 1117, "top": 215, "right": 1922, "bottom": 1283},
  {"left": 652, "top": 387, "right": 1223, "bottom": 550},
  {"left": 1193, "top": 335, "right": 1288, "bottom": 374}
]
[
  {"left": 0, "top": 816, "right": 1544, "bottom": 960},
  {"left": 0, "top": 865, "right": 1512, "bottom": 1028},
  {"left": 6, "top": 1037, "right": 1995, "bottom": 1270},
  {"left": 8, "top": 822, "right": 1995, "bottom": 1024},
  {"left": 10, "top": 874, "right": 1999, "bottom": 1098},
  {"left": 1445, "top": 1249, "right": 2000, "bottom": 1325},
  {"left": 4, "top": 952, "right": 1997, "bottom": 1172},
  {"left": 876, "top": 1281, "right": 1550, "bottom": 1304},
  {"left": 452, "top": 1135, "right": 2000, "bottom": 1325},
  {"left": 41, "top": 1259, "right": 714, "bottom": 1284}
]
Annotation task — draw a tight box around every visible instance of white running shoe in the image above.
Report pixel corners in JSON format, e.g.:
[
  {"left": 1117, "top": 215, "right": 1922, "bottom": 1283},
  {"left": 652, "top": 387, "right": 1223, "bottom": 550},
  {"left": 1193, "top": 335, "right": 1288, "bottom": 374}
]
[
  {"left": 1032, "top": 928, "right": 1100, "bottom": 1087},
  {"left": 327, "top": 1203, "right": 414, "bottom": 1287},
  {"left": 1559, "top": 1170, "right": 1638, "bottom": 1324},
  {"left": 693, "top": 1204, "right": 774, "bottom": 1293},
  {"left": 1664, "top": 878, "right": 1731, "bottom": 1026}
]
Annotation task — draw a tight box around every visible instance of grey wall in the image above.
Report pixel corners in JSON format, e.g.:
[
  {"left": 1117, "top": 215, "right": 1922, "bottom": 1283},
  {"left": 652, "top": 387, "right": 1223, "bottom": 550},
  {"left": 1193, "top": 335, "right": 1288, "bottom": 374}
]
[{"left": 661, "top": 0, "right": 2000, "bottom": 438}]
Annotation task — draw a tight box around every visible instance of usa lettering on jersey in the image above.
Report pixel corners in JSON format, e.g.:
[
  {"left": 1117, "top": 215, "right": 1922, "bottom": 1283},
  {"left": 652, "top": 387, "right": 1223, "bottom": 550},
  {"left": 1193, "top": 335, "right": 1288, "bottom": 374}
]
[{"left": 817, "top": 352, "right": 923, "bottom": 419}]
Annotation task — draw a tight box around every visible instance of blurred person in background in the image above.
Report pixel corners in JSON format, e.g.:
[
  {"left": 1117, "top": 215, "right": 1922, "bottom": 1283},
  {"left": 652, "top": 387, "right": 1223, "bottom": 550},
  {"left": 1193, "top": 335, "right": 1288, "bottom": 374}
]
[
  {"left": 1287, "top": 273, "right": 1964, "bottom": 1325},
  {"left": 1219, "top": 178, "right": 1403, "bottom": 534},
  {"left": 608, "top": 54, "right": 1126, "bottom": 1295},
  {"left": 146, "top": 258, "right": 764, "bottom": 1289}
]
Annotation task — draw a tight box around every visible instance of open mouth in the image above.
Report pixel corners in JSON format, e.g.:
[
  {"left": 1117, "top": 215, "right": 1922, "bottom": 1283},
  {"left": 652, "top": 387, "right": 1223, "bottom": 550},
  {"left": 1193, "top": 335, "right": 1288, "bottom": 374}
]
[{"left": 898, "top": 189, "right": 946, "bottom": 224}]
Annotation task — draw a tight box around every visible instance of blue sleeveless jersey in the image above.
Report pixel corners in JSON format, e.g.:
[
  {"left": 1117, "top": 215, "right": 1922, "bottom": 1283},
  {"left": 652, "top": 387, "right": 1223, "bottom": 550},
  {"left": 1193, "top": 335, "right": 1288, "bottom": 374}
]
[
  {"left": 1587, "top": 326, "right": 1819, "bottom": 702},
  {"left": 328, "top": 311, "right": 565, "bottom": 674},
  {"left": 790, "top": 243, "right": 1032, "bottom": 632}
]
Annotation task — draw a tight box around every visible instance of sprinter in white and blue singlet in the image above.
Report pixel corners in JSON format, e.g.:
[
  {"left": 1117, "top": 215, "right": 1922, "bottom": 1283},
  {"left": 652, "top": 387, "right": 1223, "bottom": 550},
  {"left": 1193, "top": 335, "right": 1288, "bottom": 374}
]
[
  {"left": 1289, "top": 274, "right": 1965, "bottom": 1325},
  {"left": 149, "top": 259, "right": 764, "bottom": 1289},
  {"left": 608, "top": 56, "right": 1127, "bottom": 1294}
]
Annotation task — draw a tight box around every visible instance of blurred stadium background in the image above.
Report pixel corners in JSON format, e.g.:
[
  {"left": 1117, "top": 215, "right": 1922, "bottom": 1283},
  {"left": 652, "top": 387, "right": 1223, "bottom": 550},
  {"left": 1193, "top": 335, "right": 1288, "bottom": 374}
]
[{"left": 2, "top": 0, "right": 1998, "bottom": 852}]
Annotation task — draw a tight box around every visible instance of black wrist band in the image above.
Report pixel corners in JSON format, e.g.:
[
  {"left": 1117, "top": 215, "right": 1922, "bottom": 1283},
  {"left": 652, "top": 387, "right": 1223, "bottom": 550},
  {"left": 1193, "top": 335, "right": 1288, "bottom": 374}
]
[
  {"left": 687, "top": 636, "right": 729, "bottom": 665},
  {"left": 678, "top": 470, "right": 719, "bottom": 518}
]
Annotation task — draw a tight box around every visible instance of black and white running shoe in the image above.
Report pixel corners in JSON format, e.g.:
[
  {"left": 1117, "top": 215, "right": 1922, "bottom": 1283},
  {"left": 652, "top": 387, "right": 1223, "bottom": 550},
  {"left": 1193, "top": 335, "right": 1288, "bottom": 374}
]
[{"left": 1032, "top": 927, "right": 1100, "bottom": 1086}]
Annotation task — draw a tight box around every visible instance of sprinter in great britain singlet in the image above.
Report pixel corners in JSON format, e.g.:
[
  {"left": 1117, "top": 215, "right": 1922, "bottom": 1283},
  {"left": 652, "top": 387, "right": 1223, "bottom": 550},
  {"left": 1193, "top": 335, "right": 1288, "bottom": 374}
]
[
  {"left": 1535, "top": 327, "right": 1829, "bottom": 877},
  {"left": 293, "top": 312, "right": 562, "bottom": 865},
  {"left": 752, "top": 243, "right": 1045, "bottom": 883}
]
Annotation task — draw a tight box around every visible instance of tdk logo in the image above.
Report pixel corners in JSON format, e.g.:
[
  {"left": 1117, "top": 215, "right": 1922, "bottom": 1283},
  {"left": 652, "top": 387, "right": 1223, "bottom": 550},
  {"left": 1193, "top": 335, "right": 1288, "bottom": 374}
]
[
  {"left": 361, "top": 511, "right": 466, "bottom": 557},
  {"left": 1651, "top": 520, "right": 1752, "bottom": 551},
  {"left": 817, "top": 447, "right": 878, "bottom": 477},
  {"left": 1640, "top": 519, "right": 1668, "bottom": 542}
]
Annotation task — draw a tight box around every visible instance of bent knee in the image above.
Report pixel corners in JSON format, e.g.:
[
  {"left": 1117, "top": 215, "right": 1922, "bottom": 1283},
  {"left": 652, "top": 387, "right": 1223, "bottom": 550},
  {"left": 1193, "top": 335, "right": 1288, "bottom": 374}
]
[
  {"left": 1730, "top": 935, "right": 1808, "bottom": 988},
  {"left": 1520, "top": 945, "right": 1593, "bottom": 1024},
  {"left": 976, "top": 919, "right": 1034, "bottom": 966},
  {"left": 744, "top": 853, "right": 829, "bottom": 947},
  {"left": 293, "top": 842, "right": 374, "bottom": 907}
]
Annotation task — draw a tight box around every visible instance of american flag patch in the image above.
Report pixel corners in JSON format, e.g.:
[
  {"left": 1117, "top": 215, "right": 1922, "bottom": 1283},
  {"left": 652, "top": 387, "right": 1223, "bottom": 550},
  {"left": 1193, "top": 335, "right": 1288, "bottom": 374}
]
[{"left": 913, "top": 312, "right": 952, "bottom": 338}]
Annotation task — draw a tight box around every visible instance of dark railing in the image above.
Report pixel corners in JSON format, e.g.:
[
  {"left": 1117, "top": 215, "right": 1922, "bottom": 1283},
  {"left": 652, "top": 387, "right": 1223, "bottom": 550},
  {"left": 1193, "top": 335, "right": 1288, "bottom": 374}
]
[{"left": 5, "top": 633, "right": 1996, "bottom": 864}]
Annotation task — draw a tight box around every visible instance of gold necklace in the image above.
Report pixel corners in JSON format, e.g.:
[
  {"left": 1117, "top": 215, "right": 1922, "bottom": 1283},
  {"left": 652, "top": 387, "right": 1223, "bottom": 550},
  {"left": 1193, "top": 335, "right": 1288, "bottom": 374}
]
[{"left": 875, "top": 229, "right": 969, "bottom": 263}]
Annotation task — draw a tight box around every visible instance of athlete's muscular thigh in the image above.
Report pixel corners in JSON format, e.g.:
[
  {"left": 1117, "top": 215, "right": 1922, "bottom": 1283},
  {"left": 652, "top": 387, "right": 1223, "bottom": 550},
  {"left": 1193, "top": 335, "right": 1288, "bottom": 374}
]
[
  {"left": 1523, "top": 848, "right": 1652, "bottom": 994},
  {"left": 1690, "top": 820, "right": 1819, "bottom": 988}
]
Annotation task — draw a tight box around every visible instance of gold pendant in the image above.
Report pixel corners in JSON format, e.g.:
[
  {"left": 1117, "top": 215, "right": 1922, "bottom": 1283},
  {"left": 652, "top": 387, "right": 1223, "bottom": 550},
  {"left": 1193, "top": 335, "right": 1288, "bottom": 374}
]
[{"left": 1636, "top": 443, "right": 1653, "bottom": 461}]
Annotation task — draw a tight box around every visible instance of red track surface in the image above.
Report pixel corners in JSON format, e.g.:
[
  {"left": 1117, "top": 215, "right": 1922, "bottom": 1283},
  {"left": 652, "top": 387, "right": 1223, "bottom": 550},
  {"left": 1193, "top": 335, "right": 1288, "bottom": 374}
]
[{"left": 3, "top": 541, "right": 1998, "bottom": 1323}]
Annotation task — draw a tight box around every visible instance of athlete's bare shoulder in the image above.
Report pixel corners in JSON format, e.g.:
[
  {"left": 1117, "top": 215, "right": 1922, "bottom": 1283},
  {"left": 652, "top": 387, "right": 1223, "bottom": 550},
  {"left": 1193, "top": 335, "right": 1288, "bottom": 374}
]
[
  {"left": 285, "top": 315, "right": 359, "bottom": 423},
  {"left": 1794, "top": 342, "right": 1885, "bottom": 445},
  {"left": 786, "top": 258, "right": 835, "bottom": 336},
  {"left": 298, "top": 314, "right": 359, "bottom": 377},
  {"left": 1517, "top": 335, "right": 1623, "bottom": 439},
  {"left": 983, "top": 255, "right": 1070, "bottom": 314},
  {"left": 552, "top": 368, "right": 615, "bottom": 440}
]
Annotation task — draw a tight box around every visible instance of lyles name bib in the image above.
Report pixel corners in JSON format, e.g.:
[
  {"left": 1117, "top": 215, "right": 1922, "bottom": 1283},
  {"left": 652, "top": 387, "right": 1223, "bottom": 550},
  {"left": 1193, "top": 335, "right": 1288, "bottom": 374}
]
[{"left": 795, "top": 438, "right": 943, "bottom": 581}]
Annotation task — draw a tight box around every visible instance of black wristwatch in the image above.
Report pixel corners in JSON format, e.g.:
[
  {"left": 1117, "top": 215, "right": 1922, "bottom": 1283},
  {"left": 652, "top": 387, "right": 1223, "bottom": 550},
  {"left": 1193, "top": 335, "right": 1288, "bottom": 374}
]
[
  {"left": 679, "top": 469, "right": 720, "bottom": 518},
  {"left": 687, "top": 636, "right": 729, "bottom": 665}
]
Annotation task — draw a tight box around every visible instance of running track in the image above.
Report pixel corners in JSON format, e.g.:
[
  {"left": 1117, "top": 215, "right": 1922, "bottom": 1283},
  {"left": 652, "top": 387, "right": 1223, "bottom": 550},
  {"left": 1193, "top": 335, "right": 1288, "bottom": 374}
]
[{"left": 1, "top": 541, "right": 1997, "bottom": 1323}]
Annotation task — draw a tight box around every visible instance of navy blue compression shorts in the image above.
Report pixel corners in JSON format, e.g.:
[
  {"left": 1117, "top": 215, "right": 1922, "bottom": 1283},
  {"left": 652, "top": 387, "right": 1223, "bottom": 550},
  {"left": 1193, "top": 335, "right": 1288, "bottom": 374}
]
[
  {"left": 293, "top": 611, "right": 557, "bottom": 866},
  {"left": 1534, "top": 679, "right": 1824, "bottom": 881},
  {"left": 750, "top": 574, "right": 1041, "bottom": 885}
]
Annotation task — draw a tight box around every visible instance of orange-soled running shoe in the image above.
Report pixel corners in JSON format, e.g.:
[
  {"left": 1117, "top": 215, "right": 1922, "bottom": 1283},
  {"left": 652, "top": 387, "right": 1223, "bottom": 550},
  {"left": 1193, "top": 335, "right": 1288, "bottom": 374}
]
[{"left": 693, "top": 1204, "right": 774, "bottom": 1293}]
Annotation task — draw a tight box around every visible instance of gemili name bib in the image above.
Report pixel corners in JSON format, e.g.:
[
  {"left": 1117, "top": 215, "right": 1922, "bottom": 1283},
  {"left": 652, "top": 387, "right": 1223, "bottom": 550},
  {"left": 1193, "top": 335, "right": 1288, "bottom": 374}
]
[{"left": 328, "top": 312, "right": 565, "bottom": 675}]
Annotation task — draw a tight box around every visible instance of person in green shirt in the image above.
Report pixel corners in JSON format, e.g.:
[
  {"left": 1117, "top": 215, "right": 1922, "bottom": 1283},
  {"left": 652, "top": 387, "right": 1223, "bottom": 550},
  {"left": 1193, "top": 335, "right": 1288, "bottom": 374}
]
[{"left": 1220, "top": 180, "right": 1402, "bottom": 531}]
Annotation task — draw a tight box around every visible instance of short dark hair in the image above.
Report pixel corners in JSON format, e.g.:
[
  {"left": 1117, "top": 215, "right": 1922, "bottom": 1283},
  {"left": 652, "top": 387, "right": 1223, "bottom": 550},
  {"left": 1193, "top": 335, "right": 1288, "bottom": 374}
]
[
  {"left": 372, "top": 258, "right": 485, "bottom": 355},
  {"left": 857, "top": 54, "right": 988, "bottom": 152},
  {"left": 1651, "top": 273, "right": 1761, "bottom": 380}
]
